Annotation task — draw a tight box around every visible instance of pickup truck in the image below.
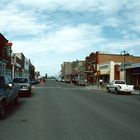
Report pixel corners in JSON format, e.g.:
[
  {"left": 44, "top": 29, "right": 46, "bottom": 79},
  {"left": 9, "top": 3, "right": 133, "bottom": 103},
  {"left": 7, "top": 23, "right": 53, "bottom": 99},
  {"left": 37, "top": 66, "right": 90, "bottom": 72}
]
[
  {"left": 106, "top": 80, "right": 134, "bottom": 94},
  {"left": 0, "top": 75, "right": 20, "bottom": 119}
]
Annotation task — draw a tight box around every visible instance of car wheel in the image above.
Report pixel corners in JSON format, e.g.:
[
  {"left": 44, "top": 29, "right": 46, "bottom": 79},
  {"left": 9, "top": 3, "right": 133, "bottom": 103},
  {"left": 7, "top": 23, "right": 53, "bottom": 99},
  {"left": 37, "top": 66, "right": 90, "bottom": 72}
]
[
  {"left": 107, "top": 87, "right": 110, "bottom": 92},
  {"left": 0, "top": 101, "right": 7, "bottom": 119},
  {"left": 13, "top": 95, "right": 19, "bottom": 105},
  {"left": 127, "top": 92, "right": 131, "bottom": 95},
  {"left": 114, "top": 88, "right": 118, "bottom": 94},
  {"left": 28, "top": 90, "right": 32, "bottom": 97}
]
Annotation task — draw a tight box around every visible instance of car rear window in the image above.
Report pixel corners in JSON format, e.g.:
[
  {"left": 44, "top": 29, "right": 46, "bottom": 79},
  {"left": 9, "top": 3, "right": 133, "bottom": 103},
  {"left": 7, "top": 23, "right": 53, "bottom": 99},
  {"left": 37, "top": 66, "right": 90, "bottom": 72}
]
[{"left": 115, "top": 81, "right": 125, "bottom": 84}]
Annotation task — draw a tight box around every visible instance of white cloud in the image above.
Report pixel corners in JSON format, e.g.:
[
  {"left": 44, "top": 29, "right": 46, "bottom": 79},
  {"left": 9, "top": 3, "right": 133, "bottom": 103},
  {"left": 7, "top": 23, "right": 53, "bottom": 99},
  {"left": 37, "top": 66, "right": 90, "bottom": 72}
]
[
  {"left": 103, "top": 17, "right": 121, "bottom": 27},
  {"left": 1, "top": 0, "right": 140, "bottom": 75},
  {"left": 100, "top": 39, "right": 140, "bottom": 54},
  {"left": 12, "top": 24, "right": 102, "bottom": 54},
  {"left": 15, "top": 0, "right": 122, "bottom": 15},
  {"left": 0, "top": 4, "right": 47, "bottom": 36},
  {"left": 42, "top": 24, "right": 103, "bottom": 53}
]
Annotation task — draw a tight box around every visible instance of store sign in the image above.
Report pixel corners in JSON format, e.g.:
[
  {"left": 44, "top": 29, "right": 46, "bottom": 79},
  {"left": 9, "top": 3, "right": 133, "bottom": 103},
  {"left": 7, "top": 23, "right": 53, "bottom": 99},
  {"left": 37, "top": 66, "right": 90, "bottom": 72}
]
[{"left": 96, "top": 70, "right": 101, "bottom": 76}]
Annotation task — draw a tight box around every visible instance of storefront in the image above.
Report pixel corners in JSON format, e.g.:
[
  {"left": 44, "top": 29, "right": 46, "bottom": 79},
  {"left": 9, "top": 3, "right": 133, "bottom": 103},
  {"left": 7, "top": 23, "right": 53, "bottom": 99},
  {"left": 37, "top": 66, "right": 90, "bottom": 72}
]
[
  {"left": 0, "top": 33, "right": 13, "bottom": 76},
  {"left": 97, "top": 61, "right": 121, "bottom": 83},
  {"left": 0, "top": 61, "right": 6, "bottom": 75},
  {"left": 126, "top": 63, "right": 140, "bottom": 89}
]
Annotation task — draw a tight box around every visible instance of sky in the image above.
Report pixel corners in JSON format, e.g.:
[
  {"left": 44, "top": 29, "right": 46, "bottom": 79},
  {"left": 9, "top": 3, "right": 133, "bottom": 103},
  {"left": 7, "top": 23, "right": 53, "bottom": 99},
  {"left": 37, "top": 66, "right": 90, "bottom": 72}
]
[{"left": 0, "top": 0, "right": 140, "bottom": 76}]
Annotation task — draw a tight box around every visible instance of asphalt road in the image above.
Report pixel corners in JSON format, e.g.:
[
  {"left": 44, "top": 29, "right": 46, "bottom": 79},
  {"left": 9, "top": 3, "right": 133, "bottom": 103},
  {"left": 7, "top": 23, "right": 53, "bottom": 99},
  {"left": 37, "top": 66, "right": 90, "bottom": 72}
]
[{"left": 0, "top": 80, "right": 140, "bottom": 140}]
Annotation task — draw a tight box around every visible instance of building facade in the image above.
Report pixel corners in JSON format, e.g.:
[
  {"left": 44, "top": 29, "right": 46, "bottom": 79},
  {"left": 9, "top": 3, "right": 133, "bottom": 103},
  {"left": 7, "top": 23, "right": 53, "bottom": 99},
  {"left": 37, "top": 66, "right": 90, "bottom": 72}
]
[
  {"left": 71, "top": 60, "right": 86, "bottom": 82},
  {"left": 61, "top": 60, "right": 86, "bottom": 83},
  {"left": 126, "top": 63, "right": 140, "bottom": 89},
  {"left": 61, "top": 62, "right": 72, "bottom": 82},
  {"left": 86, "top": 51, "right": 140, "bottom": 85},
  {"left": 97, "top": 61, "right": 122, "bottom": 83},
  {"left": 0, "top": 33, "right": 13, "bottom": 75},
  {"left": 13, "top": 53, "right": 35, "bottom": 79}
]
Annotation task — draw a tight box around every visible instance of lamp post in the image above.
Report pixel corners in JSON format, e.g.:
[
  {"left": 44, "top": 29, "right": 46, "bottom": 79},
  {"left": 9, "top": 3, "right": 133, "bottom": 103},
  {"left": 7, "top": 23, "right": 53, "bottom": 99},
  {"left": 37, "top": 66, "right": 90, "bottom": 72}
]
[
  {"left": 121, "top": 50, "right": 129, "bottom": 82},
  {"left": 11, "top": 54, "right": 16, "bottom": 79}
]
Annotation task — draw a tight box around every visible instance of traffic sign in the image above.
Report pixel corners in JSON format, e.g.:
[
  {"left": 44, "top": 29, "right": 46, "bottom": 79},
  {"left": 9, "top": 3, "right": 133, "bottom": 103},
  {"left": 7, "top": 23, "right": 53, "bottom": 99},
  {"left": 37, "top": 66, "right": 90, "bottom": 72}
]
[{"left": 96, "top": 70, "right": 101, "bottom": 76}]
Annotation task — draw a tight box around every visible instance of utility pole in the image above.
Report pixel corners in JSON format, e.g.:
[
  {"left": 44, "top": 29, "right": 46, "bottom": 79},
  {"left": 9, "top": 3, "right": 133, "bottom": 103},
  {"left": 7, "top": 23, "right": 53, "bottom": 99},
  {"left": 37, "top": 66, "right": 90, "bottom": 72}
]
[
  {"left": 96, "top": 70, "right": 101, "bottom": 90},
  {"left": 11, "top": 54, "right": 16, "bottom": 79},
  {"left": 121, "top": 50, "right": 129, "bottom": 82}
]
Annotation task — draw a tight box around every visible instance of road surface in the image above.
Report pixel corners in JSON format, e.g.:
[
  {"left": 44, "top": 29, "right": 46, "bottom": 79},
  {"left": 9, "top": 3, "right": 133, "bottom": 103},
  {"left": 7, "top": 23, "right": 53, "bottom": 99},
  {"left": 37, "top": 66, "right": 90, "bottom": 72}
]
[{"left": 0, "top": 79, "right": 140, "bottom": 140}]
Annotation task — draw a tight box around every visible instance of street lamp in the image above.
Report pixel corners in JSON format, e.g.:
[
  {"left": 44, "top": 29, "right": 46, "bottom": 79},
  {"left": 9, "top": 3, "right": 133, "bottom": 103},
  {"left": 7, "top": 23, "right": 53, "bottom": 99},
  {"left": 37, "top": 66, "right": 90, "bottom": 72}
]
[
  {"left": 11, "top": 54, "right": 16, "bottom": 79},
  {"left": 121, "top": 50, "right": 130, "bottom": 82}
]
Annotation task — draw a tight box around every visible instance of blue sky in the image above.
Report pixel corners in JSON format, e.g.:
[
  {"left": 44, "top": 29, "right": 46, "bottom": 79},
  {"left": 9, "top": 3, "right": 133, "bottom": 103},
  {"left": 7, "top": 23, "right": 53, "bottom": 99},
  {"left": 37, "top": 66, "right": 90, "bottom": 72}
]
[{"left": 0, "top": 0, "right": 140, "bottom": 76}]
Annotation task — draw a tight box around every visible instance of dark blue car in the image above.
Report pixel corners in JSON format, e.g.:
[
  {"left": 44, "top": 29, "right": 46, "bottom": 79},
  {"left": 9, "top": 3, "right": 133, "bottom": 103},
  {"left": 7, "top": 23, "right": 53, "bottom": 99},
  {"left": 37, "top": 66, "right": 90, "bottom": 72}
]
[{"left": 0, "top": 75, "right": 20, "bottom": 119}]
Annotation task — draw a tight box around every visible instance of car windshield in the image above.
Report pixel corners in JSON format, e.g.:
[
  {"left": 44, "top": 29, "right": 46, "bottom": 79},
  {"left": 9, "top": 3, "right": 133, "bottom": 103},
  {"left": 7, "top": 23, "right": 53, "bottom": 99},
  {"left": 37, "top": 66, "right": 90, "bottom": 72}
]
[{"left": 13, "top": 78, "right": 28, "bottom": 83}]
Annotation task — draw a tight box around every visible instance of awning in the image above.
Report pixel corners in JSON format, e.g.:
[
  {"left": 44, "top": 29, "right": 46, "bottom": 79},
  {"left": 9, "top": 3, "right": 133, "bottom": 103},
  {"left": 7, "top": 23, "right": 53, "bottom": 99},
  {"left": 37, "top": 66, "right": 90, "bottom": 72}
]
[
  {"left": 95, "top": 70, "right": 110, "bottom": 75},
  {"left": 85, "top": 71, "right": 93, "bottom": 73},
  {"left": 6, "top": 42, "right": 13, "bottom": 46}
]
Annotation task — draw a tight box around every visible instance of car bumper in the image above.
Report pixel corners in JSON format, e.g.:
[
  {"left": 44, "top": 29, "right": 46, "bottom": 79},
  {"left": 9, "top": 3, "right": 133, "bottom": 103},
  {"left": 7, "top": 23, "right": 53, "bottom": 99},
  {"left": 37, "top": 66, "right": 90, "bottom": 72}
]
[
  {"left": 120, "top": 89, "right": 134, "bottom": 92},
  {"left": 18, "top": 88, "right": 31, "bottom": 96},
  {"left": 19, "top": 88, "right": 31, "bottom": 92}
]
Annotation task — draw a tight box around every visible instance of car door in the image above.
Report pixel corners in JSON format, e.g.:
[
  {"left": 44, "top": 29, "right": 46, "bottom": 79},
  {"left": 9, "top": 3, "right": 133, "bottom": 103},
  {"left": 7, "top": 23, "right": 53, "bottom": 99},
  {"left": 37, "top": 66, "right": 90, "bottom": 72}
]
[
  {"left": 4, "top": 76, "right": 14, "bottom": 101},
  {"left": 0, "top": 76, "right": 6, "bottom": 96}
]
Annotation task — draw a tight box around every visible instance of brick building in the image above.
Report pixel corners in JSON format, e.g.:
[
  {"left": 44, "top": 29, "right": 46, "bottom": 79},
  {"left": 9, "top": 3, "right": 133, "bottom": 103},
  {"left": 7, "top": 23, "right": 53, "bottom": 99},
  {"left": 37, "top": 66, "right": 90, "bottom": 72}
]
[
  {"left": 0, "top": 34, "right": 35, "bottom": 79},
  {"left": 86, "top": 51, "right": 140, "bottom": 84},
  {"left": 0, "top": 33, "right": 12, "bottom": 75}
]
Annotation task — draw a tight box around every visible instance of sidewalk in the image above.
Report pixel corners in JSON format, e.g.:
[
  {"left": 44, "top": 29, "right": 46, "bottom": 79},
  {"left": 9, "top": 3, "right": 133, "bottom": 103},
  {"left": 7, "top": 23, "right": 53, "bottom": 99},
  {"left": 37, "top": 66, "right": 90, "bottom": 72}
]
[
  {"left": 86, "top": 85, "right": 106, "bottom": 91},
  {"left": 132, "top": 90, "right": 140, "bottom": 95},
  {"left": 86, "top": 85, "right": 140, "bottom": 95}
]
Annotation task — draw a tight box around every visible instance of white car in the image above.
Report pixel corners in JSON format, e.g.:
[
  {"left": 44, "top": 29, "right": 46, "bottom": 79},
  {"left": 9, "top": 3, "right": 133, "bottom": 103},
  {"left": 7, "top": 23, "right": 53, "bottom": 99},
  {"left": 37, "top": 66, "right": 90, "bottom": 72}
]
[
  {"left": 13, "top": 77, "right": 32, "bottom": 97},
  {"left": 75, "top": 77, "right": 87, "bottom": 86},
  {"left": 107, "top": 80, "right": 134, "bottom": 94}
]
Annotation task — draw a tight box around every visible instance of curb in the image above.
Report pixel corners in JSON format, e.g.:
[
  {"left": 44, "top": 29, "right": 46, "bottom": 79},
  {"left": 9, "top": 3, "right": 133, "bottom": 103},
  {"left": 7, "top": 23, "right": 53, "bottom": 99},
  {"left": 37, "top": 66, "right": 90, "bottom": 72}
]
[
  {"left": 86, "top": 86, "right": 140, "bottom": 95},
  {"left": 131, "top": 90, "right": 140, "bottom": 95}
]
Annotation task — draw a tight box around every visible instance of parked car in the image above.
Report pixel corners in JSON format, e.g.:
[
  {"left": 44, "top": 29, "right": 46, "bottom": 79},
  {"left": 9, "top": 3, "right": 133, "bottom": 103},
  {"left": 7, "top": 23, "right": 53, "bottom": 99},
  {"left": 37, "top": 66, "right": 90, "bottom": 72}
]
[
  {"left": 31, "top": 79, "right": 39, "bottom": 85},
  {"left": 0, "top": 75, "right": 20, "bottom": 119},
  {"left": 55, "top": 77, "right": 61, "bottom": 82},
  {"left": 13, "top": 77, "right": 32, "bottom": 97},
  {"left": 75, "top": 77, "right": 87, "bottom": 86},
  {"left": 106, "top": 80, "right": 134, "bottom": 94}
]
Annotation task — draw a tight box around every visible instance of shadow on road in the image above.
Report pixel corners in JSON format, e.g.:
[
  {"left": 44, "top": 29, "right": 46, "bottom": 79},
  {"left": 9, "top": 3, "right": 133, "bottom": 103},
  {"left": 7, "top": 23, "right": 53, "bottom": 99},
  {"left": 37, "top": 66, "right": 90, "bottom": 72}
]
[{"left": 0, "top": 99, "right": 27, "bottom": 120}]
